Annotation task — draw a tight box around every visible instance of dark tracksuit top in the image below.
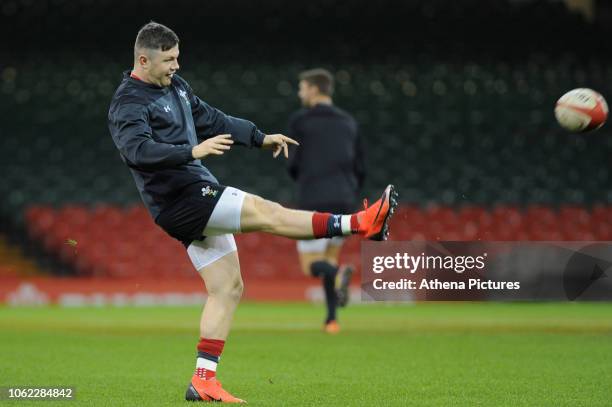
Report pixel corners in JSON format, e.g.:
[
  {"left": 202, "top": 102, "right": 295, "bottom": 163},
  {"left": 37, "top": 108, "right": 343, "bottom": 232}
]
[
  {"left": 287, "top": 104, "right": 365, "bottom": 214},
  {"left": 108, "top": 71, "right": 265, "bottom": 221}
]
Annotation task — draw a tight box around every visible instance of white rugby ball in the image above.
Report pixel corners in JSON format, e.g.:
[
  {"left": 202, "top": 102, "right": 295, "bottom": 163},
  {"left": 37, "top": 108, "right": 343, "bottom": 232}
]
[{"left": 554, "top": 88, "right": 608, "bottom": 133}]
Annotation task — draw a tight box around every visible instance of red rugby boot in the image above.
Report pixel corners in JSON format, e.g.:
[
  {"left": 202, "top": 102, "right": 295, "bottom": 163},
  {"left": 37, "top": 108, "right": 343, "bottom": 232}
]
[
  {"left": 186, "top": 375, "right": 246, "bottom": 403},
  {"left": 356, "top": 184, "right": 398, "bottom": 241}
]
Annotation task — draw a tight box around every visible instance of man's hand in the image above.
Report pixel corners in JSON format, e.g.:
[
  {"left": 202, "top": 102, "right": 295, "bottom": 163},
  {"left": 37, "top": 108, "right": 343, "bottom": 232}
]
[
  {"left": 192, "top": 134, "right": 233, "bottom": 159},
  {"left": 262, "top": 134, "right": 299, "bottom": 158}
]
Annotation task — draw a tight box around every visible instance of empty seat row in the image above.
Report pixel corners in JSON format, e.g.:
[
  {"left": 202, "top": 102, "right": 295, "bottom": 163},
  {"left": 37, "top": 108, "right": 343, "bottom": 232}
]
[{"left": 24, "top": 204, "right": 612, "bottom": 279}]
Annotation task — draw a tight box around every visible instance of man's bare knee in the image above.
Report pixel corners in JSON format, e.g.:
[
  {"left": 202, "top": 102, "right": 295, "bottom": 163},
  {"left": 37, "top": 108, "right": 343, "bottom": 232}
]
[
  {"left": 214, "top": 275, "right": 243, "bottom": 303},
  {"left": 206, "top": 271, "right": 243, "bottom": 303},
  {"left": 199, "top": 251, "right": 243, "bottom": 304},
  {"left": 243, "top": 194, "right": 284, "bottom": 232}
]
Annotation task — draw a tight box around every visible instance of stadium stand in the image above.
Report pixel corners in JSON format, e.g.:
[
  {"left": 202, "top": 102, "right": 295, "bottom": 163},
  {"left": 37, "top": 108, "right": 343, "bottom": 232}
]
[
  {"left": 22, "top": 204, "right": 612, "bottom": 280},
  {"left": 3, "top": 59, "right": 612, "bottom": 212}
]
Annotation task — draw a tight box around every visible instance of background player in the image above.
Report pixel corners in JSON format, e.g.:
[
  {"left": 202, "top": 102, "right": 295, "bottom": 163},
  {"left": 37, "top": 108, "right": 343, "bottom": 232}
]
[
  {"left": 287, "top": 68, "right": 366, "bottom": 333},
  {"left": 108, "top": 22, "right": 396, "bottom": 403}
]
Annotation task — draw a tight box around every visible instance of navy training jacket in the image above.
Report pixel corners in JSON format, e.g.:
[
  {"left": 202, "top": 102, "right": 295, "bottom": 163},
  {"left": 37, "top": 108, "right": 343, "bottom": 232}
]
[{"left": 108, "top": 71, "right": 265, "bottom": 219}]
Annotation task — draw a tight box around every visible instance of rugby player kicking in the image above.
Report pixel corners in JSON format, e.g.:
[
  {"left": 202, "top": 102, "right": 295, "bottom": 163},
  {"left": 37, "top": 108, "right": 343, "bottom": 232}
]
[{"left": 108, "top": 22, "right": 397, "bottom": 403}]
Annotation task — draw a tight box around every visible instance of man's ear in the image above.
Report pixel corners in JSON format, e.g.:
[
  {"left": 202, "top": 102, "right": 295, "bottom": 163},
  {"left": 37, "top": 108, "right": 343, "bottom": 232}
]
[{"left": 138, "top": 54, "right": 149, "bottom": 69}]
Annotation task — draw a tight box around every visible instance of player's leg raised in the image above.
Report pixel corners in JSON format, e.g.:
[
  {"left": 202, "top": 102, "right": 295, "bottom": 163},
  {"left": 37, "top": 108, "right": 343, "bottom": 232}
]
[
  {"left": 202, "top": 184, "right": 398, "bottom": 241},
  {"left": 240, "top": 194, "right": 315, "bottom": 238},
  {"left": 240, "top": 184, "right": 398, "bottom": 241}
]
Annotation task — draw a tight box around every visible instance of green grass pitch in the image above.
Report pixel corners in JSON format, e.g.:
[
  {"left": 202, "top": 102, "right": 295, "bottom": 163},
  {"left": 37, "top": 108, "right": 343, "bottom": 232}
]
[{"left": 0, "top": 302, "right": 611, "bottom": 406}]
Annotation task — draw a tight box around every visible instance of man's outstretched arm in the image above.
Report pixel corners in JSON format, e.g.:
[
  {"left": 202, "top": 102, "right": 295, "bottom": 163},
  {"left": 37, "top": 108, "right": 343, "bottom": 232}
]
[
  {"left": 109, "top": 103, "right": 235, "bottom": 167},
  {"left": 189, "top": 92, "right": 298, "bottom": 158}
]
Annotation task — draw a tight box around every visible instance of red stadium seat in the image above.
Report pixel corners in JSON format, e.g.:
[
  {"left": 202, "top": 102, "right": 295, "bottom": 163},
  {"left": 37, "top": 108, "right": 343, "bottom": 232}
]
[{"left": 23, "top": 203, "right": 612, "bottom": 279}]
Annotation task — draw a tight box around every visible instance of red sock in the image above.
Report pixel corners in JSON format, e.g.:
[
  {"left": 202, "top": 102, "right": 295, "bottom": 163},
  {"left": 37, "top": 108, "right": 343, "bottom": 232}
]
[
  {"left": 197, "top": 338, "right": 225, "bottom": 355},
  {"left": 195, "top": 338, "right": 225, "bottom": 380},
  {"left": 312, "top": 212, "right": 331, "bottom": 238},
  {"left": 350, "top": 213, "right": 360, "bottom": 233},
  {"left": 312, "top": 212, "right": 363, "bottom": 236}
]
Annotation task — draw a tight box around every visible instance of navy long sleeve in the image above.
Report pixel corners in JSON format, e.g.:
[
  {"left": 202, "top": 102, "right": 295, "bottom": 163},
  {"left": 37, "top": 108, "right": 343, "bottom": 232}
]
[
  {"left": 108, "top": 71, "right": 265, "bottom": 219},
  {"left": 111, "top": 103, "right": 193, "bottom": 170}
]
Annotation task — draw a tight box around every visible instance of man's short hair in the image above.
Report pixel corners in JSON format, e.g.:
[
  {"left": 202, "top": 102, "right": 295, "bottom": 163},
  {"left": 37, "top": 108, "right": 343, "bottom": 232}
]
[
  {"left": 299, "top": 68, "right": 334, "bottom": 96},
  {"left": 135, "top": 21, "right": 179, "bottom": 53}
]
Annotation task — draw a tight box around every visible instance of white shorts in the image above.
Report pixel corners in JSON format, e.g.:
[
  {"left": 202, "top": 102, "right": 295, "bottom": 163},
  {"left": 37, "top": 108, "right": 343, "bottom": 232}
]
[
  {"left": 187, "top": 234, "right": 237, "bottom": 271},
  {"left": 297, "top": 236, "right": 345, "bottom": 254},
  {"left": 203, "top": 186, "right": 246, "bottom": 236},
  {"left": 186, "top": 187, "right": 246, "bottom": 271}
]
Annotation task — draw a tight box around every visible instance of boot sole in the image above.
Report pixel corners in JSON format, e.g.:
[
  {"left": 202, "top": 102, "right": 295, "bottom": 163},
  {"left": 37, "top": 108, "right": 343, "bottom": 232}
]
[{"left": 369, "top": 184, "right": 398, "bottom": 241}]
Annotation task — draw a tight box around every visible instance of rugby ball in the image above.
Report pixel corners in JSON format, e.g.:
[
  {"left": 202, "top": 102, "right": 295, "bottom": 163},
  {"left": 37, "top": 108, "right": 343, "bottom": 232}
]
[{"left": 554, "top": 88, "right": 608, "bottom": 133}]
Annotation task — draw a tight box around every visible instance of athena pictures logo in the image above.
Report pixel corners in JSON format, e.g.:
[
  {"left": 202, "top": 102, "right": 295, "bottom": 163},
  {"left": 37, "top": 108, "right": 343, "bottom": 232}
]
[
  {"left": 201, "top": 186, "right": 219, "bottom": 198},
  {"left": 361, "top": 241, "right": 612, "bottom": 301}
]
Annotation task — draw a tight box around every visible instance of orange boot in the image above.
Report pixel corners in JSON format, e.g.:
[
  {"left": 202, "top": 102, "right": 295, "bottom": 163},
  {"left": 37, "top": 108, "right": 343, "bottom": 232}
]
[
  {"left": 324, "top": 320, "right": 341, "bottom": 334},
  {"left": 356, "top": 185, "right": 398, "bottom": 241},
  {"left": 186, "top": 375, "right": 246, "bottom": 403}
]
